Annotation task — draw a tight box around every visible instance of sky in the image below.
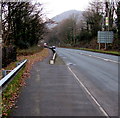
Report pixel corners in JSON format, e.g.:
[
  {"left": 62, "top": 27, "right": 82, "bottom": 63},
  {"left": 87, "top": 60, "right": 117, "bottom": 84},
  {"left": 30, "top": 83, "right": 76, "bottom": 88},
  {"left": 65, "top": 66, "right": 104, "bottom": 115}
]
[{"left": 36, "top": 0, "right": 91, "bottom": 18}]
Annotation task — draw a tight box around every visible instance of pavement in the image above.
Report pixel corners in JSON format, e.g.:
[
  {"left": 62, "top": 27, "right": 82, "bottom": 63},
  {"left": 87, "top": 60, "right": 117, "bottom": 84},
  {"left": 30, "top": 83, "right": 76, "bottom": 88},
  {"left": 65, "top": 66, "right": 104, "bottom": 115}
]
[{"left": 10, "top": 51, "right": 105, "bottom": 117}]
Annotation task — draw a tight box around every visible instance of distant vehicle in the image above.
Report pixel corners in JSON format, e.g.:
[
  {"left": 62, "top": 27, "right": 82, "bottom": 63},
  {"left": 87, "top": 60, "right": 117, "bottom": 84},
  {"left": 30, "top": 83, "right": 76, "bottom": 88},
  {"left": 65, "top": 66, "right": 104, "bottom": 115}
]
[{"left": 43, "top": 43, "right": 56, "bottom": 53}]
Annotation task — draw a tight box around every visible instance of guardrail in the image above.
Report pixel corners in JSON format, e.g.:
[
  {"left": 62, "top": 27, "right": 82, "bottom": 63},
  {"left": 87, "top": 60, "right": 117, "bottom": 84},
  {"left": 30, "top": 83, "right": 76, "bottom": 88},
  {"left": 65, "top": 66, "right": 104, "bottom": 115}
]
[
  {"left": 0, "top": 59, "right": 27, "bottom": 89},
  {"left": 50, "top": 53, "right": 57, "bottom": 64}
]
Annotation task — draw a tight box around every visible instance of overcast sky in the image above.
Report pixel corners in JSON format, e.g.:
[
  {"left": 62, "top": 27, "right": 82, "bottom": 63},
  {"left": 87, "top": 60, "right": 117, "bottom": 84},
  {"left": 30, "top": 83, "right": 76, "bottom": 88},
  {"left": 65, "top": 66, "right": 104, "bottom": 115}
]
[{"left": 36, "top": 0, "right": 91, "bottom": 18}]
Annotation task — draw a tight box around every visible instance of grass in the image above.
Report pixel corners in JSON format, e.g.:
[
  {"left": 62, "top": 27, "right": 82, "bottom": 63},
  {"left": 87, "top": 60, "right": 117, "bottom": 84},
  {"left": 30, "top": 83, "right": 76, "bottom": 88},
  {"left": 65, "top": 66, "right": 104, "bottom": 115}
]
[
  {"left": 17, "top": 45, "right": 43, "bottom": 56},
  {"left": 1, "top": 47, "right": 49, "bottom": 117},
  {"left": 0, "top": 61, "right": 19, "bottom": 80},
  {"left": 66, "top": 47, "right": 120, "bottom": 56},
  {"left": 0, "top": 46, "right": 43, "bottom": 80},
  {"left": 2, "top": 67, "right": 25, "bottom": 117},
  {"left": 4, "top": 61, "right": 19, "bottom": 70},
  {"left": 78, "top": 48, "right": 120, "bottom": 56}
]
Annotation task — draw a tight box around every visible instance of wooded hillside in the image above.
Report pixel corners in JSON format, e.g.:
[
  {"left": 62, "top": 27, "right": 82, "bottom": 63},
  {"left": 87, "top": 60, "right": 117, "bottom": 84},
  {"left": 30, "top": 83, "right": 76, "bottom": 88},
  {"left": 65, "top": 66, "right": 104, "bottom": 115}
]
[{"left": 47, "top": 0, "right": 120, "bottom": 51}]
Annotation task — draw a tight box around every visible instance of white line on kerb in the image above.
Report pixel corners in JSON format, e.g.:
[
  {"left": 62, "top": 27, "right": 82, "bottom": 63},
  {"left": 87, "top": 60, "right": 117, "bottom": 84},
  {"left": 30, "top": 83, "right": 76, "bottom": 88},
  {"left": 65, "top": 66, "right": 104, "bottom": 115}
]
[{"left": 68, "top": 66, "right": 110, "bottom": 118}]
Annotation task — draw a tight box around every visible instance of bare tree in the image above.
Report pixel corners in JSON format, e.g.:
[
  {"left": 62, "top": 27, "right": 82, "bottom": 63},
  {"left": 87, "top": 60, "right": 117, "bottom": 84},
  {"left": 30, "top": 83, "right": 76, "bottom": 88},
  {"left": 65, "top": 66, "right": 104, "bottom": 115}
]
[
  {"left": 56, "top": 14, "right": 78, "bottom": 45},
  {"left": 116, "top": 1, "right": 120, "bottom": 38},
  {"left": 2, "top": 2, "right": 47, "bottom": 48},
  {"left": 82, "top": 0, "right": 103, "bottom": 36}
]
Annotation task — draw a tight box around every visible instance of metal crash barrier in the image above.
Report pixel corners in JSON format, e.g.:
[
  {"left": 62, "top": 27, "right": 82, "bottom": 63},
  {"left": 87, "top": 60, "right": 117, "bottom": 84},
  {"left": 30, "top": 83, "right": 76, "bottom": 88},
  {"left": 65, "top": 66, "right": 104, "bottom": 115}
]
[
  {"left": 0, "top": 59, "right": 27, "bottom": 89},
  {"left": 50, "top": 52, "right": 57, "bottom": 64}
]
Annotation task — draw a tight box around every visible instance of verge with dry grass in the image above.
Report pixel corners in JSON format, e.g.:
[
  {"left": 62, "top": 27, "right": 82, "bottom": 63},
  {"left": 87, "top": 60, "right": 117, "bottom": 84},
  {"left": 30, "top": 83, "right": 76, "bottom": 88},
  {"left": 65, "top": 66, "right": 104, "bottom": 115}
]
[{"left": 1, "top": 48, "right": 49, "bottom": 117}]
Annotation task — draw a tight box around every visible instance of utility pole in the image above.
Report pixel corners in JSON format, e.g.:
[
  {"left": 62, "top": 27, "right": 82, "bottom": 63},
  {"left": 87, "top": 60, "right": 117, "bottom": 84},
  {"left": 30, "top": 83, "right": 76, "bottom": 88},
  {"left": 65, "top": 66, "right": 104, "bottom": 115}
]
[{"left": 0, "top": 2, "right": 1, "bottom": 34}]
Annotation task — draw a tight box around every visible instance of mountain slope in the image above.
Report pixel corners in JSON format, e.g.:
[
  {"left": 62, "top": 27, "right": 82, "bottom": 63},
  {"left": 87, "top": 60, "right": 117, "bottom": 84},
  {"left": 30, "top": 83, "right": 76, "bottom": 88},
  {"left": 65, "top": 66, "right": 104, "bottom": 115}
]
[
  {"left": 52, "top": 10, "right": 83, "bottom": 23},
  {"left": 48, "top": 10, "right": 83, "bottom": 28}
]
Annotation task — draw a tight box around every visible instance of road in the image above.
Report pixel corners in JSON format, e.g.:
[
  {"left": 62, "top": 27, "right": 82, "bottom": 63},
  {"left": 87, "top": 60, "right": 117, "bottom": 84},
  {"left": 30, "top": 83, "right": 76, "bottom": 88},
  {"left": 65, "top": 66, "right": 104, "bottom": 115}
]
[
  {"left": 10, "top": 50, "right": 106, "bottom": 117},
  {"left": 10, "top": 48, "right": 118, "bottom": 117},
  {"left": 56, "top": 48, "right": 118, "bottom": 116}
]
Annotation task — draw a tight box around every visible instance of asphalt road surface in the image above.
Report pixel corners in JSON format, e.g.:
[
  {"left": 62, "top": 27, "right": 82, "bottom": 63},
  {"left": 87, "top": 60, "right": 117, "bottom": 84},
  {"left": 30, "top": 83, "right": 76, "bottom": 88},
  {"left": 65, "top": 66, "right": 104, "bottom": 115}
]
[
  {"left": 10, "top": 49, "right": 119, "bottom": 117},
  {"left": 10, "top": 50, "right": 107, "bottom": 117},
  {"left": 56, "top": 48, "right": 119, "bottom": 116}
]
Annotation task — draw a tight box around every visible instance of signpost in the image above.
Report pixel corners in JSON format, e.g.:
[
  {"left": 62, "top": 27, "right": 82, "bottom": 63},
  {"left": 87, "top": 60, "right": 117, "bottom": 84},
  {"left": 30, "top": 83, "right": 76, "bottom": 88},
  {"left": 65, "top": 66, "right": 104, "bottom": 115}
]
[
  {"left": 97, "top": 31, "right": 114, "bottom": 50},
  {"left": 105, "top": 17, "right": 109, "bottom": 26}
]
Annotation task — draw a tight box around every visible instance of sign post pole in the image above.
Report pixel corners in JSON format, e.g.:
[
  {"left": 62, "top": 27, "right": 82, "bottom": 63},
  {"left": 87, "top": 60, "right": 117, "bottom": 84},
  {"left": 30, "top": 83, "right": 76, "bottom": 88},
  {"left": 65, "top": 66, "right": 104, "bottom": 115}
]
[
  {"left": 99, "top": 43, "right": 101, "bottom": 50},
  {"left": 97, "top": 31, "right": 113, "bottom": 50},
  {"left": 105, "top": 16, "right": 109, "bottom": 50},
  {"left": 105, "top": 43, "right": 107, "bottom": 50}
]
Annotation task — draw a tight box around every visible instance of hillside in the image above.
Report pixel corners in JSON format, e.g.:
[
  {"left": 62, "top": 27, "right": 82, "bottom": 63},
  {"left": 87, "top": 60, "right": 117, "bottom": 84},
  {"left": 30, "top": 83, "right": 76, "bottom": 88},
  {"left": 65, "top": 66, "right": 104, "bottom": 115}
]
[
  {"left": 48, "top": 10, "right": 83, "bottom": 28},
  {"left": 52, "top": 10, "right": 83, "bottom": 22}
]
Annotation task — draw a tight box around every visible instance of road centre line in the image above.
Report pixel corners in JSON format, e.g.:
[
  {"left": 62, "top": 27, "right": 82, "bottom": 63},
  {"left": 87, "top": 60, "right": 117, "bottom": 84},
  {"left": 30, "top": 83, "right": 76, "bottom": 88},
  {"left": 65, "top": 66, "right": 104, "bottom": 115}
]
[
  {"left": 68, "top": 66, "right": 110, "bottom": 118},
  {"left": 79, "top": 53, "right": 119, "bottom": 64}
]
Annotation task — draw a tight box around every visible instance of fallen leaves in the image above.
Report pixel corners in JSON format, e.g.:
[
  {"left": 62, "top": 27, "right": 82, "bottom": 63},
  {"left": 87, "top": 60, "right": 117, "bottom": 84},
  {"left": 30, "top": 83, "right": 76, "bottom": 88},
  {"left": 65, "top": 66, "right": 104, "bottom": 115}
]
[{"left": 2, "top": 48, "right": 49, "bottom": 117}]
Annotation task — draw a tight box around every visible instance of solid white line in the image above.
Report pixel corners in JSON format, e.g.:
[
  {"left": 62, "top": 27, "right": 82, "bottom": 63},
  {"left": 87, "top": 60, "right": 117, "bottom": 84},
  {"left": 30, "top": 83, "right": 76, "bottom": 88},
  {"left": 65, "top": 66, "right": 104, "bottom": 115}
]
[{"left": 68, "top": 66, "right": 110, "bottom": 118}]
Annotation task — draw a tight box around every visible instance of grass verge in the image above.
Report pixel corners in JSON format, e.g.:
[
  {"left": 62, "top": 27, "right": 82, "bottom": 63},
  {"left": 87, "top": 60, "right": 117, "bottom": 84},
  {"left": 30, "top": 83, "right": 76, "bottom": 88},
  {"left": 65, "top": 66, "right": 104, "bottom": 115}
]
[
  {"left": 78, "top": 48, "right": 120, "bottom": 56},
  {"left": 17, "top": 46, "right": 43, "bottom": 56},
  {"left": 1, "top": 48, "right": 49, "bottom": 117},
  {"left": 2, "top": 67, "right": 25, "bottom": 117},
  {"left": 64, "top": 47, "right": 120, "bottom": 56}
]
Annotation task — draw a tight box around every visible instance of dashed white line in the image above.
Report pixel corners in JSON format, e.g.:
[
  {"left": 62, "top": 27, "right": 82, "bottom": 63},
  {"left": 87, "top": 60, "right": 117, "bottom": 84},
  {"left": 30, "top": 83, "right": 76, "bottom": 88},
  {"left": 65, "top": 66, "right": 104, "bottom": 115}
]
[
  {"left": 67, "top": 63, "right": 76, "bottom": 66},
  {"left": 88, "top": 55, "right": 92, "bottom": 57},
  {"left": 79, "top": 53, "right": 119, "bottom": 64},
  {"left": 103, "top": 59, "right": 109, "bottom": 61},
  {"left": 68, "top": 66, "right": 110, "bottom": 118}
]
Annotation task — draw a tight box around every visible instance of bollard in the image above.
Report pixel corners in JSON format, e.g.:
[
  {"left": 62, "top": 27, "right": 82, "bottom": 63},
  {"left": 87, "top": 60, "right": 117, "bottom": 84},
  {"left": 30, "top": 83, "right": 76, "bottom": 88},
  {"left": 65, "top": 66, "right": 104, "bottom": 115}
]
[{"left": 50, "top": 59, "right": 54, "bottom": 64}]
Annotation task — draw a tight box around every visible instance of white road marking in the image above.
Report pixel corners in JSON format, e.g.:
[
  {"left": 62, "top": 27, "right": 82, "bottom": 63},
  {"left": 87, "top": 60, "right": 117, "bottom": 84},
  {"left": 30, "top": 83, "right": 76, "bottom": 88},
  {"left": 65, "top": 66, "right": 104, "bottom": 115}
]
[
  {"left": 67, "top": 63, "right": 73, "bottom": 66},
  {"left": 67, "top": 63, "right": 76, "bottom": 66},
  {"left": 103, "top": 59, "right": 109, "bottom": 61},
  {"left": 68, "top": 66, "right": 110, "bottom": 118},
  {"left": 88, "top": 55, "right": 92, "bottom": 57},
  {"left": 79, "top": 53, "right": 119, "bottom": 64}
]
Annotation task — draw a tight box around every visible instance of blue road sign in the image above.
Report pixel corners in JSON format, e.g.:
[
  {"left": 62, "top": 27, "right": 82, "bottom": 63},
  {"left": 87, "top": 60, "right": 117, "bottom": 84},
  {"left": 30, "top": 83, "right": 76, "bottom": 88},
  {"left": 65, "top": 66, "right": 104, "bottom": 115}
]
[{"left": 98, "top": 31, "right": 114, "bottom": 43}]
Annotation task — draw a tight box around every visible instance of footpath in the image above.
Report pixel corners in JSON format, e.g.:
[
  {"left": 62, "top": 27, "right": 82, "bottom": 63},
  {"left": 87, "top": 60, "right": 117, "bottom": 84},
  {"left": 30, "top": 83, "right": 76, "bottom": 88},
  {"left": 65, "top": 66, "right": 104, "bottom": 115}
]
[{"left": 10, "top": 52, "right": 103, "bottom": 116}]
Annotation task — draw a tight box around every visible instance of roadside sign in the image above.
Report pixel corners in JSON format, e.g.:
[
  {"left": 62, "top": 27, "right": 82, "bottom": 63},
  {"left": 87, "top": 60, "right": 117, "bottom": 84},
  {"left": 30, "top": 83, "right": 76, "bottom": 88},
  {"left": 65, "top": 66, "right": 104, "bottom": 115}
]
[{"left": 97, "top": 31, "right": 114, "bottom": 43}]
